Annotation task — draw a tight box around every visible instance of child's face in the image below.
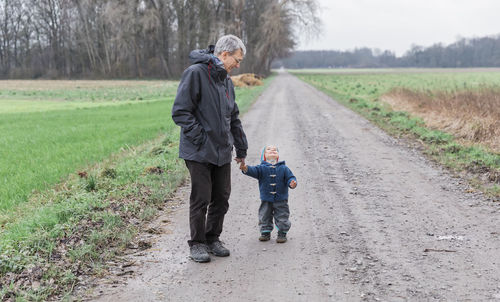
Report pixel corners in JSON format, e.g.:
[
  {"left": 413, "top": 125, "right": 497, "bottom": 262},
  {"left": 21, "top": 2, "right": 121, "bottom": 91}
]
[{"left": 264, "top": 146, "right": 279, "bottom": 161}]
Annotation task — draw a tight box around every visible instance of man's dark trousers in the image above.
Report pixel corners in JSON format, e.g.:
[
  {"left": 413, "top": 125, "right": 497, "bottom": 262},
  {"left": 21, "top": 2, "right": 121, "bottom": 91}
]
[{"left": 185, "top": 160, "right": 231, "bottom": 247}]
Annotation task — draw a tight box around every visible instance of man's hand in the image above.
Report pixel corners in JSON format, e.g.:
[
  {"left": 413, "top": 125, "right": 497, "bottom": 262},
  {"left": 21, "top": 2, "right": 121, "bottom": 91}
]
[
  {"left": 235, "top": 158, "right": 247, "bottom": 172},
  {"left": 289, "top": 180, "right": 297, "bottom": 189},
  {"left": 234, "top": 157, "right": 245, "bottom": 166}
]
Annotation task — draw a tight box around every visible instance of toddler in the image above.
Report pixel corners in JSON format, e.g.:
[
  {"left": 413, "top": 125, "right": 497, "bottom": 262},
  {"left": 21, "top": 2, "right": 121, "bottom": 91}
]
[{"left": 240, "top": 145, "right": 297, "bottom": 243}]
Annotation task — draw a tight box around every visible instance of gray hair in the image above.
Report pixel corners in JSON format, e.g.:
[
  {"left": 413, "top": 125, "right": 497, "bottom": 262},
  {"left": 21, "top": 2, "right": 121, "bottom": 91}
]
[{"left": 214, "top": 35, "right": 246, "bottom": 56}]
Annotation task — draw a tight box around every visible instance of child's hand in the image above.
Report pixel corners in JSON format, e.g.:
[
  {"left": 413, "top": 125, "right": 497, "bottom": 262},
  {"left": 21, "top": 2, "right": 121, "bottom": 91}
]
[
  {"left": 289, "top": 180, "right": 297, "bottom": 189},
  {"left": 239, "top": 162, "right": 248, "bottom": 172}
]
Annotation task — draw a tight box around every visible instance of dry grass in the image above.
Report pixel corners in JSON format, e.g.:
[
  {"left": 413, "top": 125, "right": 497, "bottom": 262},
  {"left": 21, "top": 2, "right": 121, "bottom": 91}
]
[
  {"left": 382, "top": 87, "right": 500, "bottom": 152},
  {"left": 231, "top": 73, "right": 263, "bottom": 87}
]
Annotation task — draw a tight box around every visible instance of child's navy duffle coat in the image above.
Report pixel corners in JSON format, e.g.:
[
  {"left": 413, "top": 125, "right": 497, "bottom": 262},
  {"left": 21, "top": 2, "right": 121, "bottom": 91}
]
[{"left": 242, "top": 161, "right": 297, "bottom": 202}]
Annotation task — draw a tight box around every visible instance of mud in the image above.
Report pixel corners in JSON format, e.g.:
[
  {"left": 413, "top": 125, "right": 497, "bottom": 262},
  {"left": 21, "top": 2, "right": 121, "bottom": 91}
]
[{"left": 84, "top": 71, "right": 500, "bottom": 301}]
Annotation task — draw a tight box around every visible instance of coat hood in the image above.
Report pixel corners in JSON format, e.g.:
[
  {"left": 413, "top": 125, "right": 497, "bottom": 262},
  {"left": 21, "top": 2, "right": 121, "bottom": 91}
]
[
  {"left": 189, "top": 47, "right": 215, "bottom": 65},
  {"left": 189, "top": 45, "right": 227, "bottom": 82},
  {"left": 261, "top": 146, "right": 280, "bottom": 162}
]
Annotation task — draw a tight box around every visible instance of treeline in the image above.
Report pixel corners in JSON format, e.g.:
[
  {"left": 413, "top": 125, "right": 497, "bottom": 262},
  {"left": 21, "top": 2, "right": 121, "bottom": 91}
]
[
  {"left": 275, "top": 34, "right": 500, "bottom": 68},
  {"left": 0, "top": 0, "right": 318, "bottom": 79}
]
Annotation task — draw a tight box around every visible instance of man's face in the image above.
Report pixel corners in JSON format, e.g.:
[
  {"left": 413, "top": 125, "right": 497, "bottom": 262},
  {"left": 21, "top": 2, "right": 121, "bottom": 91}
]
[
  {"left": 218, "top": 49, "right": 243, "bottom": 73},
  {"left": 264, "top": 145, "right": 279, "bottom": 161}
]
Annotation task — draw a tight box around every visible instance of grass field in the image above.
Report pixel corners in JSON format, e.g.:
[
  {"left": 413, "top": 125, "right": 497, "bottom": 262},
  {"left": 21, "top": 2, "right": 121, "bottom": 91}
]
[
  {"left": 0, "top": 81, "right": 179, "bottom": 215},
  {"left": 285, "top": 67, "right": 500, "bottom": 74},
  {"left": 0, "top": 80, "right": 177, "bottom": 113},
  {"left": 292, "top": 69, "right": 500, "bottom": 195},
  {"left": 0, "top": 77, "right": 273, "bottom": 300},
  {"left": 294, "top": 70, "right": 500, "bottom": 95}
]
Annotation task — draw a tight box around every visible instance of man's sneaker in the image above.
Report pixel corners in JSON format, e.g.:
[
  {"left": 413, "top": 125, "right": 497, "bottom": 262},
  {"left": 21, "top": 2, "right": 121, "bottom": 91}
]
[
  {"left": 208, "top": 241, "right": 230, "bottom": 257},
  {"left": 259, "top": 232, "right": 271, "bottom": 241},
  {"left": 276, "top": 231, "right": 287, "bottom": 243},
  {"left": 190, "top": 243, "right": 210, "bottom": 262}
]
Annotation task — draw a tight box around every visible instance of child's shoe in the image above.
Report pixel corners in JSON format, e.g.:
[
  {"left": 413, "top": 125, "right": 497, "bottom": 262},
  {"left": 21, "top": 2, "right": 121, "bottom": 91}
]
[
  {"left": 259, "top": 232, "right": 271, "bottom": 241},
  {"left": 276, "top": 231, "right": 287, "bottom": 243}
]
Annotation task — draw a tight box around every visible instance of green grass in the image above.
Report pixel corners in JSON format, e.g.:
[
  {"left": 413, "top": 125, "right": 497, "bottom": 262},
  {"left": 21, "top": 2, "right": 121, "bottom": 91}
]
[
  {"left": 0, "top": 80, "right": 178, "bottom": 100},
  {"left": 1, "top": 134, "right": 186, "bottom": 301},
  {"left": 0, "top": 98, "right": 166, "bottom": 114},
  {"left": 0, "top": 80, "right": 177, "bottom": 114},
  {"left": 294, "top": 70, "right": 500, "bottom": 97},
  {"left": 0, "top": 76, "right": 273, "bottom": 301},
  {"left": 285, "top": 67, "right": 500, "bottom": 75},
  {"left": 0, "top": 100, "right": 177, "bottom": 214},
  {"left": 284, "top": 68, "right": 400, "bottom": 74},
  {"left": 293, "top": 70, "right": 500, "bottom": 195}
]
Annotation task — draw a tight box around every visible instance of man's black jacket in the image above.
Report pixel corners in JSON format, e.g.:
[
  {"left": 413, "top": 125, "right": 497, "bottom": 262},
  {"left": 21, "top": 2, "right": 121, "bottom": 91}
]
[{"left": 171, "top": 48, "right": 248, "bottom": 166}]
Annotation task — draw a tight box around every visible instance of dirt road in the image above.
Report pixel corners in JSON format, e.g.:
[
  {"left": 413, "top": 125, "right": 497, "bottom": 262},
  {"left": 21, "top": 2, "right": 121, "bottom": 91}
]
[{"left": 89, "top": 71, "right": 500, "bottom": 301}]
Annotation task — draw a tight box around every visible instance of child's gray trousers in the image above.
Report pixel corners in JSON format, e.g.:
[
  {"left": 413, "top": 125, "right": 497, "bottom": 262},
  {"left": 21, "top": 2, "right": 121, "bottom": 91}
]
[{"left": 258, "top": 200, "right": 291, "bottom": 233}]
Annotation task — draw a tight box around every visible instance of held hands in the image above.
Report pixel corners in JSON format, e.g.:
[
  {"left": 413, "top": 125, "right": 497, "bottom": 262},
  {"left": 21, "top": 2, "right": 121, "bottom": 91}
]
[
  {"left": 289, "top": 180, "right": 297, "bottom": 189},
  {"left": 235, "top": 157, "right": 247, "bottom": 172}
]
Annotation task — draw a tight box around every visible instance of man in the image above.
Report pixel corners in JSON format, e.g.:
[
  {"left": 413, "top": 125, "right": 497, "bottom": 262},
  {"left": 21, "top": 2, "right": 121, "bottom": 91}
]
[{"left": 171, "top": 35, "right": 248, "bottom": 262}]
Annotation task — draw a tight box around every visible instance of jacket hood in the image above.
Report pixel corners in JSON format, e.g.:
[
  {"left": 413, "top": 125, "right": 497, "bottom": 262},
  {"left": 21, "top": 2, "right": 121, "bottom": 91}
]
[
  {"left": 261, "top": 146, "right": 279, "bottom": 162},
  {"left": 189, "top": 46, "right": 227, "bottom": 81},
  {"left": 189, "top": 48, "right": 214, "bottom": 65},
  {"left": 188, "top": 45, "right": 222, "bottom": 65}
]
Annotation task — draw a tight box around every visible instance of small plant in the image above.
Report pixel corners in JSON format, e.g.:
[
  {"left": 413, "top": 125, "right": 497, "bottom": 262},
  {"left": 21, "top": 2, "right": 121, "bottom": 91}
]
[
  {"left": 144, "top": 166, "right": 164, "bottom": 175},
  {"left": 488, "top": 170, "right": 500, "bottom": 184},
  {"left": 0, "top": 249, "right": 25, "bottom": 274},
  {"left": 101, "top": 168, "right": 117, "bottom": 179},
  {"left": 150, "top": 146, "right": 166, "bottom": 155},
  {"left": 485, "top": 185, "right": 500, "bottom": 199},
  {"left": 354, "top": 100, "right": 369, "bottom": 108},
  {"left": 139, "top": 206, "right": 157, "bottom": 221},
  {"left": 443, "top": 143, "right": 462, "bottom": 154},
  {"left": 85, "top": 175, "right": 98, "bottom": 192},
  {"left": 420, "top": 130, "right": 453, "bottom": 144}
]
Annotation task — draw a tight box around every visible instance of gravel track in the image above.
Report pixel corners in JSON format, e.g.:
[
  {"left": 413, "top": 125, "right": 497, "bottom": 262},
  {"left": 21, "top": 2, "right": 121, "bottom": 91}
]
[{"left": 88, "top": 71, "right": 500, "bottom": 302}]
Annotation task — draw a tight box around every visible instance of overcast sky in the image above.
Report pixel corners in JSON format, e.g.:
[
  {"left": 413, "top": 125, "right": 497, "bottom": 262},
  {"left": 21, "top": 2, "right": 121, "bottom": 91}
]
[{"left": 297, "top": 0, "right": 500, "bottom": 56}]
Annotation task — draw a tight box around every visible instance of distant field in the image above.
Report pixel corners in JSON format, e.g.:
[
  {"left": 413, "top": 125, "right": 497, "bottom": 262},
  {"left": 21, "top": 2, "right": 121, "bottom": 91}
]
[
  {"left": 285, "top": 67, "right": 500, "bottom": 74},
  {"left": 285, "top": 68, "right": 400, "bottom": 74},
  {"left": 293, "top": 70, "right": 500, "bottom": 93},
  {"left": 0, "top": 80, "right": 177, "bottom": 113}
]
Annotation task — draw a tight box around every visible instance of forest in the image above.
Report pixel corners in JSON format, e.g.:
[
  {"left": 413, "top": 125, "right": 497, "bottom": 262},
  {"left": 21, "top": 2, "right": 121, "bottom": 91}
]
[
  {"left": 0, "top": 0, "right": 318, "bottom": 79},
  {"left": 275, "top": 35, "right": 500, "bottom": 69}
]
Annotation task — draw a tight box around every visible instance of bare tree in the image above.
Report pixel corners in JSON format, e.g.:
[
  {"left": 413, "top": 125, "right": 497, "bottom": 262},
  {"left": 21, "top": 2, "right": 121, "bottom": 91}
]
[{"left": 0, "top": 0, "right": 320, "bottom": 78}]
